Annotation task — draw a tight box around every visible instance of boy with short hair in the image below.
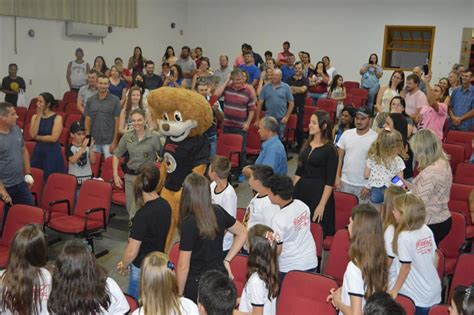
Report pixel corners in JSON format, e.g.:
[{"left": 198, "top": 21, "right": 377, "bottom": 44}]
[
  {"left": 65, "top": 121, "right": 96, "bottom": 185},
  {"left": 208, "top": 156, "right": 237, "bottom": 255},
  {"left": 197, "top": 270, "right": 237, "bottom": 315},
  {"left": 244, "top": 164, "right": 280, "bottom": 229}
]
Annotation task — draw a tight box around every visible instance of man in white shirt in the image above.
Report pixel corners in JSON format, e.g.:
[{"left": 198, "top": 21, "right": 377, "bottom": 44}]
[
  {"left": 267, "top": 175, "right": 317, "bottom": 282},
  {"left": 336, "top": 107, "right": 377, "bottom": 203}
]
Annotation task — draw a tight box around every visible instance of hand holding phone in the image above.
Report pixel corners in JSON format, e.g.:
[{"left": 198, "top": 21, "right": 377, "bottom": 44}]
[{"left": 391, "top": 175, "right": 407, "bottom": 190}]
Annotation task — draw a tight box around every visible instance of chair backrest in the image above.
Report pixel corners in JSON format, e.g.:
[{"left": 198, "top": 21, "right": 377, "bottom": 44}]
[
  {"left": 454, "top": 163, "right": 474, "bottom": 185},
  {"left": 101, "top": 156, "right": 125, "bottom": 184},
  {"left": 65, "top": 113, "right": 83, "bottom": 129},
  {"left": 343, "top": 81, "right": 360, "bottom": 92},
  {"left": 449, "top": 183, "right": 473, "bottom": 223},
  {"left": 75, "top": 180, "right": 112, "bottom": 224},
  {"left": 323, "top": 229, "right": 350, "bottom": 286},
  {"left": 442, "top": 143, "right": 464, "bottom": 176},
  {"left": 15, "top": 106, "right": 27, "bottom": 123},
  {"left": 24, "top": 110, "right": 36, "bottom": 125},
  {"left": 169, "top": 242, "right": 180, "bottom": 267},
  {"left": 449, "top": 254, "right": 474, "bottom": 302},
  {"left": 216, "top": 134, "right": 243, "bottom": 168},
  {"left": 124, "top": 293, "right": 139, "bottom": 313},
  {"left": 343, "top": 94, "right": 354, "bottom": 106},
  {"left": 277, "top": 271, "right": 338, "bottom": 315},
  {"left": 316, "top": 98, "right": 337, "bottom": 122},
  {"left": 23, "top": 123, "right": 34, "bottom": 141},
  {"left": 303, "top": 106, "right": 319, "bottom": 131},
  {"left": 24, "top": 141, "right": 36, "bottom": 157},
  {"left": 428, "top": 305, "right": 449, "bottom": 315},
  {"left": 236, "top": 208, "right": 246, "bottom": 223},
  {"left": 446, "top": 130, "right": 474, "bottom": 161},
  {"left": 230, "top": 254, "right": 248, "bottom": 297},
  {"left": 396, "top": 294, "right": 416, "bottom": 315},
  {"left": 334, "top": 191, "right": 357, "bottom": 231},
  {"left": 349, "top": 94, "right": 364, "bottom": 108},
  {"left": 439, "top": 212, "right": 466, "bottom": 262},
  {"left": 90, "top": 152, "right": 102, "bottom": 178},
  {"left": 59, "top": 127, "right": 70, "bottom": 146},
  {"left": 41, "top": 173, "right": 77, "bottom": 214},
  {"left": 0, "top": 205, "right": 45, "bottom": 247},
  {"left": 30, "top": 167, "right": 44, "bottom": 206},
  {"left": 65, "top": 102, "right": 81, "bottom": 115},
  {"left": 310, "top": 223, "right": 323, "bottom": 260},
  {"left": 246, "top": 124, "right": 261, "bottom": 154},
  {"left": 349, "top": 88, "right": 368, "bottom": 106},
  {"left": 63, "top": 91, "right": 78, "bottom": 103},
  {"left": 436, "top": 249, "right": 445, "bottom": 280}
]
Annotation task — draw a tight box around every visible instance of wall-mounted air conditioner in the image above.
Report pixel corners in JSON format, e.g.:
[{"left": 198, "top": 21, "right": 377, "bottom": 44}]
[{"left": 66, "top": 22, "right": 108, "bottom": 39}]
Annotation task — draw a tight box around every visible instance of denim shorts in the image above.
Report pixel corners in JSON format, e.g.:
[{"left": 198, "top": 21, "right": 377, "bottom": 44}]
[{"left": 370, "top": 186, "right": 386, "bottom": 204}]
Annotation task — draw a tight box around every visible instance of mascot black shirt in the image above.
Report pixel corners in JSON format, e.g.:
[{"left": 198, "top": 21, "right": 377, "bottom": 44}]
[{"left": 162, "top": 136, "right": 210, "bottom": 192}]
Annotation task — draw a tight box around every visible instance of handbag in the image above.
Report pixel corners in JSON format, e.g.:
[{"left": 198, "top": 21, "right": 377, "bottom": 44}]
[{"left": 17, "top": 89, "right": 27, "bottom": 108}]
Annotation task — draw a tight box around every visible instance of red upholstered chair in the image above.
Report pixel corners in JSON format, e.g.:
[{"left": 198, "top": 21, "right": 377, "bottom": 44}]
[
  {"left": 454, "top": 163, "right": 474, "bottom": 185},
  {"left": 310, "top": 223, "right": 323, "bottom": 266},
  {"left": 216, "top": 133, "right": 243, "bottom": 170},
  {"left": 323, "top": 191, "right": 357, "bottom": 250},
  {"left": 64, "top": 113, "right": 83, "bottom": 129},
  {"left": 349, "top": 94, "right": 365, "bottom": 109},
  {"left": 46, "top": 179, "right": 112, "bottom": 256},
  {"left": 65, "top": 102, "right": 81, "bottom": 115},
  {"left": 429, "top": 305, "right": 449, "bottom": 315},
  {"left": 24, "top": 141, "right": 36, "bottom": 157},
  {"left": 41, "top": 173, "right": 77, "bottom": 223},
  {"left": 169, "top": 242, "right": 180, "bottom": 267},
  {"left": 15, "top": 106, "right": 27, "bottom": 123},
  {"left": 438, "top": 212, "right": 466, "bottom": 275},
  {"left": 91, "top": 152, "right": 102, "bottom": 178},
  {"left": 30, "top": 167, "right": 44, "bottom": 206},
  {"left": 124, "top": 293, "right": 139, "bottom": 313},
  {"left": 16, "top": 120, "right": 24, "bottom": 129},
  {"left": 323, "top": 229, "right": 350, "bottom": 286},
  {"left": 343, "top": 94, "right": 354, "bottom": 107},
  {"left": 22, "top": 123, "right": 35, "bottom": 141},
  {"left": 446, "top": 130, "right": 474, "bottom": 161},
  {"left": 0, "top": 205, "right": 45, "bottom": 268},
  {"left": 449, "top": 183, "right": 474, "bottom": 239},
  {"left": 59, "top": 127, "right": 70, "bottom": 146},
  {"left": 343, "top": 81, "right": 360, "bottom": 92},
  {"left": 62, "top": 91, "right": 78, "bottom": 103},
  {"left": 236, "top": 208, "right": 246, "bottom": 223},
  {"left": 277, "top": 271, "right": 338, "bottom": 315},
  {"left": 283, "top": 114, "right": 297, "bottom": 146},
  {"left": 436, "top": 249, "right": 445, "bottom": 280},
  {"left": 246, "top": 124, "right": 261, "bottom": 156},
  {"left": 316, "top": 98, "right": 337, "bottom": 123},
  {"left": 29, "top": 97, "right": 38, "bottom": 110},
  {"left": 348, "top": 88, "right": 368, "bottom": 107},
  {"left": 396, "top": 294, "right": 416, "bottom": 315},
  {"left": 303, "top": 106, "right": 318, "bottom": 132},
  {"left": 442, "top": 143, "right": 465, "bottom": 176},
  {"left": 230, "top": 254, "right": 248, "bottom": 297},
  {"left": 54, "top": 111, "right": 67, "bottom": 126},
  {"left": 305, "top": 97, "right": 313, "bottom": 107},
  {"left": 101, "top": 156, "right": 126, "bottom": 206},
  {"left": 24, "top": 109, "right": 36, "bottom": 125},
  {"left": 449, "top": 254, "right": 474, "bottom": 302}
]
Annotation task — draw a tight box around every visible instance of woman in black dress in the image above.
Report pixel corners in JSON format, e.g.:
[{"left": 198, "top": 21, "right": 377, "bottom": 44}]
[{"left": 293, "top": 110, "right": 338, "bottom": 237}]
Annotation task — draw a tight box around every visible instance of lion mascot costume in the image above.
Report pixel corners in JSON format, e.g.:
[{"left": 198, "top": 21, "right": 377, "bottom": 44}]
[{"left": 147, "top": 87, "right": 212, "bottom": 251}]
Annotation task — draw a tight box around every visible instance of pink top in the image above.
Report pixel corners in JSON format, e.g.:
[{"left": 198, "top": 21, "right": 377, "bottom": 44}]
[
  {"left": 405, "top": 90, "right": 428, "bottom": 116},
  {"left": 234, "top": 55, "right": 244, "bottom": 68},
  {"left": 420, "top": 103, "right": 447, "bottom": 140},
  {"left": 277, "top": 52, "right": 291, "bottom": 65}
]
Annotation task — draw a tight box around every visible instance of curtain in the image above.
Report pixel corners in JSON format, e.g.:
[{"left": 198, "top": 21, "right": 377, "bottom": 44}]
[
  {"left": 109, "top": 0, "right": 137, "bottom": 28},
  {"left": 0, "top": 0, "right": 14, "bottom": 16},
  {"left": 15, "top": 0, "right": 72, "bottom": 20}
]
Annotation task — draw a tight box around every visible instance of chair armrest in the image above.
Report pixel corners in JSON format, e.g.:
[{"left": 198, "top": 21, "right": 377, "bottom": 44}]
[
  {"left": 47, "top": 199, "right": 71, "bottom": 221},
  {"left": 84, "top": 207, "right": 107, "bottom": 233}
]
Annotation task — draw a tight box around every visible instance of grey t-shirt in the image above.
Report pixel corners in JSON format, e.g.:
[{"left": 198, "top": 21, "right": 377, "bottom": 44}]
[
  {"left": 84, "top": 93, "right": 121, "bottom": 145},
  {"left": 0, "top": 126, "right": 25, "bottom": 187},
  {"left": 213, "top": 67, "right": 232, "bottom": 88},
  {"left": 78, "top": 84, "right": 98, "bottom": 109},
  {"left": 176, "top": 57, "right": 196, "bottom": 88}
]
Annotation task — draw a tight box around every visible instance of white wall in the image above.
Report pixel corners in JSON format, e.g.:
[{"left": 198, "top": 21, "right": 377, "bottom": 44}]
[
  {"left": 0, "top": 0, "right": 187, "bottom": 102},
  {"left": 184, "top": 0, "right": 474, "bottom": 85},
  {"left": 1, "top": 0, "right": 473, "bottom": 103}
]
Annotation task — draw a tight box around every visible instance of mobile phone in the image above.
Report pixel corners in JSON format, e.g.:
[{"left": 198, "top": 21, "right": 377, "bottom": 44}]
[
  {"left": 391, "top": 175, "right": 405, "bottom": 188},
  {"left": 86, "top": 135, "right": 92, "bottom": 147},
  {"left": 423, "top": 60, "right": 429, "bottom": 75}
]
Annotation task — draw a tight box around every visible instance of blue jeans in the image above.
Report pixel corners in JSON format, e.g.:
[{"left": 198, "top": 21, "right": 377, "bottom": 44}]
[
  {"left": 363, "top": 84, "right": 379, "bottom": 113},
  {"left": 207, "top": 135, "right": 217, "bottom": 157},
  {"left": 415, "top": 306, "right": 431, "bottom": 315},
  {"left": 2, "top": 182, "right": 34, "bottom": 232},
  {"left": 93, "top": 144, "right": 111, "bottom": 159},
  {"left": 370, "top": 186, "right": 386, "bottom": 204},
  {"left": 223, "top": 126, "right": 247, "bottom": 169},
  {"left": 308, "top": 92, "right": 327, "bottom": 104},
  {"left": 127, "top": 263, "right": 141, "bottom": 300}
]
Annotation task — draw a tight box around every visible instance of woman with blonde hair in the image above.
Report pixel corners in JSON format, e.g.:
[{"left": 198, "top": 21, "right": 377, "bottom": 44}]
[
  {"left": 133, "top": 252, "right": 198, "bottom": 315},
  {"left": 404, "top": 129, "right": 452, "bottom": 245}
]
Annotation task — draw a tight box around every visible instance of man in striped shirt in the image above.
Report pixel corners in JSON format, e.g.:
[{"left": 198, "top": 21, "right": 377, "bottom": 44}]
[{"left": 214, "top": 69, "right": 256, "bottom": 170}]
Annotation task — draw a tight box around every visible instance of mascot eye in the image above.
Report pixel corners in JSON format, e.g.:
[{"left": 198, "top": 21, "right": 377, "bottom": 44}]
[
  {"left": 162, "top": 113, "right": 169, "bottom": 121},
  {"left": 174, "top": 111, "right": 183, "bottom": 122}
]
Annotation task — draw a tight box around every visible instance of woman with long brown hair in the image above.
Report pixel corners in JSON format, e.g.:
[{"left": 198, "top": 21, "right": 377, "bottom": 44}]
[
  {"left": 328, "top": 204, "right": 388, "bottom": 314},
  {"left": 293, "top": 110, "right": 338, "bottom": 237},
  {"left": 118, "top": 86, "right": 155, "bottom": 134},
  {"left": 176, "top": 173, "right": 247, "bottom": 303},
  {"left": 48, "top": 240, "right": 129, "bottom": 314},
  {"left": 133, "top": 252, "right": 198, "bottom": 315},
  {"left": 0, "top": 224, "right": 50, "bottom": 315}
]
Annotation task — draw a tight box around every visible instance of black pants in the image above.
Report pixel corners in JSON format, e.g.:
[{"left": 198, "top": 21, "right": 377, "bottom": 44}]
[{"left": 428, "top": 217, "right": 452, "bottom": 246}]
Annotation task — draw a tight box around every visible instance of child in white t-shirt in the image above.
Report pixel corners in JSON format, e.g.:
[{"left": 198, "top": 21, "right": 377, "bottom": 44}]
[
  {"left": 238, "top": 224, "right": 279, "bottom": 315},
  {"left": 364, "top": 129, "right": 406, "bottom": 209},
  {"left": 327, "top": 204, "right": 388, "bottom": 315},
  {"left": 208, "top": 156, "right": 237, "bottom": 254},
  {"left": 244, "top": 165, "right": 280, "bottom": 229},
  {"left": 65, "top": 121, "right": 97, "bottom": 185},
  {"left": 381, "top": 186, "right": 406, "bottom": 290},
  {"left": 389, "top": 193, "right": 441, "bottom": 313},
  {"left": 267, "top": 175, "right": 317, "bottom": 280}
]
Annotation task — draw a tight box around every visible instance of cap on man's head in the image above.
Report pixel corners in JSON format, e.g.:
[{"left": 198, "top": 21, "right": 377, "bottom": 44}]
[
  {"left": 69, "top": 121, "right": 85, "bottom": 133},
  {"left": 355, "top": 107, "right": 372, "bottom": 118},
  {"left": 76, "top": 48, "right": 84, "bottom": 54}
]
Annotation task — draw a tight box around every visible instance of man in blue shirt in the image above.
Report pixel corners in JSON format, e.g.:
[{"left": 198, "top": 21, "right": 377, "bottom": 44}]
[
  {"left": 252, "top": 116, "right": 288, "bottom": 175},
  {"left": 256, "top": 69, "right": 294, "bottom": 139},
  {"left": 449, "top": 71, "right": 474, "bottom": 131},
  {"left": 239, "top": 51, "right": 260, "bottom": 89},
  {"left": 281, "top": 54, "right": 295, "bottom": 82}
]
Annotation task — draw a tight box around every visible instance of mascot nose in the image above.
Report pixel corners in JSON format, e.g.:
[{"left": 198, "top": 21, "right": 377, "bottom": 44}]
[{"left": 162, "top": 123, "right": 170, "bottom": 131}]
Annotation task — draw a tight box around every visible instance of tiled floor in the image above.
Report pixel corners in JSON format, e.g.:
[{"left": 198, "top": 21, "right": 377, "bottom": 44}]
[{"left": 46, "top": 153, "right": 299, "bottom": 290}]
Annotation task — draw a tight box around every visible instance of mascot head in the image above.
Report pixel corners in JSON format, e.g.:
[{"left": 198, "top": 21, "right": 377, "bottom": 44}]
[{"left": 147, "top": 87, "right": 213, "bottom": 142}]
